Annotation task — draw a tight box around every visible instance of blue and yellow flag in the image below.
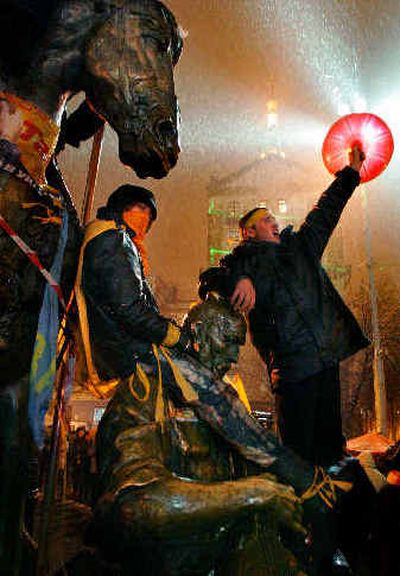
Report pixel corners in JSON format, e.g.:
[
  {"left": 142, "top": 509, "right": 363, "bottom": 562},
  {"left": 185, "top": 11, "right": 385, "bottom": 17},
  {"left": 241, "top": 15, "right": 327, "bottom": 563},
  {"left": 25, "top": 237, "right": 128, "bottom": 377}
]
[{"left": 28, "top": 211, "right": 69, "bottom": 447}]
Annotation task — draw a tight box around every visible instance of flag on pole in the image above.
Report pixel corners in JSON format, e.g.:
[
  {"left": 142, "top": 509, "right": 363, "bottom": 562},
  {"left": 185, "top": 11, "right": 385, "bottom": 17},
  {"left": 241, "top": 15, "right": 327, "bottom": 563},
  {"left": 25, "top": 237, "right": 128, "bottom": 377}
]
[{"left": 28, "top": 210, "right": 69, "bottom": 447}]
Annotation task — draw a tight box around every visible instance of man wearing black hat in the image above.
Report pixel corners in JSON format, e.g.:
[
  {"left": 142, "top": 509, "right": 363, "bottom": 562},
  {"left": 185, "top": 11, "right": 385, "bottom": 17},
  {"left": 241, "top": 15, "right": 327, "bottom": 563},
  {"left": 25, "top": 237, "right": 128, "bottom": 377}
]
[
  {"left": 74, "top": 184, "right": 191, "bottom": 395},
  {"left": 214, "top": 147, "right": 369, "bottom": 467}
]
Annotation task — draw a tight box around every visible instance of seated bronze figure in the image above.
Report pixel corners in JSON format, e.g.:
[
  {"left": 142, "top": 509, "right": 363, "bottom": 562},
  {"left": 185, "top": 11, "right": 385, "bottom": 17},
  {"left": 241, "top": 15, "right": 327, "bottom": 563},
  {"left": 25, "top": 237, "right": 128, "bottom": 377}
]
[
  {"left": 93, "top": 294, "right": 308, "bottom": 576},
  {"left": 91, "top": 290, "right": 376, "bottom": 576}
]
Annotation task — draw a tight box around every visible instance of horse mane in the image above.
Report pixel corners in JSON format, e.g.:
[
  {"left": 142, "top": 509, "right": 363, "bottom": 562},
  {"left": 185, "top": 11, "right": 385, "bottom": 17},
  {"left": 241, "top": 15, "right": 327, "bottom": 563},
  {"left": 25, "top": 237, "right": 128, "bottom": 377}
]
[{"left": 93, "top": 0, "right": 184, "bottom": 65}]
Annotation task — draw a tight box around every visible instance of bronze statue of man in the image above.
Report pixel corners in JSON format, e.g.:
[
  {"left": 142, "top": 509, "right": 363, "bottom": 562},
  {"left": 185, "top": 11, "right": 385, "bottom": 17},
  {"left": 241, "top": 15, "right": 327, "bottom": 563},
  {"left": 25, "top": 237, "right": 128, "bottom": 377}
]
[{"left": 93, "top": 294, "right": 306, "bottom": 576}]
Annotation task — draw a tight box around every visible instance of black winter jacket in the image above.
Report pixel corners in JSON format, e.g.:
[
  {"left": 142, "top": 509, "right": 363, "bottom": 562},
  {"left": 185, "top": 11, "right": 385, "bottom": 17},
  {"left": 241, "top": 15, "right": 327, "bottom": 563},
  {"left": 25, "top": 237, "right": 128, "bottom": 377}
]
[
  {"left": 81, "top": 215, "right": 170, "bottom": 380},
  {"left": 221, "top": 166, "right": 370, "bottom": 383}
]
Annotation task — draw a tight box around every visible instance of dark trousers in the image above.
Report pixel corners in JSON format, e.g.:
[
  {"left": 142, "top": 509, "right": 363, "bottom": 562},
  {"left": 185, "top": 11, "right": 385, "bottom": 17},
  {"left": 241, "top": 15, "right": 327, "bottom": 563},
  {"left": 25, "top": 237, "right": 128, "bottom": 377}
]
[{"left": 275, "top": 365, "right": 344, "bottom": 467}]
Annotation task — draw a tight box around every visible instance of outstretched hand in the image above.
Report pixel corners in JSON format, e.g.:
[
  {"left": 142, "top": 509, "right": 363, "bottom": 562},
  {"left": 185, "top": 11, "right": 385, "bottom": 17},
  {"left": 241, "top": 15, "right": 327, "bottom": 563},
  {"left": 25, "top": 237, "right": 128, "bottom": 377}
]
[
  {"left": 348, "top": 145, "right": 365, "bottom": 173},
  {"left": 230, "top": 277, "right": 256, "bottom": 313}
]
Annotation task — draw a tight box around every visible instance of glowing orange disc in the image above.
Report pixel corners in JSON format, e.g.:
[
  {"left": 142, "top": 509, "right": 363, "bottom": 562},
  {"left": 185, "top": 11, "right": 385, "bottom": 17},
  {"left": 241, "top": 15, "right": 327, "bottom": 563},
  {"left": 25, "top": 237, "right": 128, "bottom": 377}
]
[{"left": 322, "top": 113, "right": 394, "bottom": 183}]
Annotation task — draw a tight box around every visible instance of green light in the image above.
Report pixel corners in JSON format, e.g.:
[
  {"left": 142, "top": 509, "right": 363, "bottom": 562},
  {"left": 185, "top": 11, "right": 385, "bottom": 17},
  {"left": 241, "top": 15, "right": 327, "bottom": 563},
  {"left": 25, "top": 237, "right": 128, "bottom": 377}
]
[
  {"left": 209, "top": 246, "right": 230, "bottom": 264},
  {"left": 208, "top": 199, "right": 227, "bottom": 216}
]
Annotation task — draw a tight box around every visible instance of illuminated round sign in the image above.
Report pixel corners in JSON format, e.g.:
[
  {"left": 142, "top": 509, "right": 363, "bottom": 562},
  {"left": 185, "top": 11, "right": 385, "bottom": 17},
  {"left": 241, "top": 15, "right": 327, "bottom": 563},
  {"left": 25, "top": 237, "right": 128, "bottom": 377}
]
[{"left": 322, "top": 113, "right": 394, "bottom": 183}]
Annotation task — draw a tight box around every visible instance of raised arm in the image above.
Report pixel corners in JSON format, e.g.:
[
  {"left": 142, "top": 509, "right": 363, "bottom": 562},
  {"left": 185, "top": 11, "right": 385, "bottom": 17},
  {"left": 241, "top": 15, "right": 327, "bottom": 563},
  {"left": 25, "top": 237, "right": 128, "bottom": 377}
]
[{"left": 298, "top": 146, "right": 364, "bottom": 260}]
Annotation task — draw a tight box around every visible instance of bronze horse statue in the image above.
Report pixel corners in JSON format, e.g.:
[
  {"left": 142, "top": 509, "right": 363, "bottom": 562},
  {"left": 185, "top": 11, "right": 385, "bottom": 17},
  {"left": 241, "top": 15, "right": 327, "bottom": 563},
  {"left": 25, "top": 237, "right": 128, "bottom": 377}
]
[
  {"left": 0, "top": 1, "right": 183, "bottom": 571},
  {"left": 0, "top": 0, "right": 182, "bottom": 178}
]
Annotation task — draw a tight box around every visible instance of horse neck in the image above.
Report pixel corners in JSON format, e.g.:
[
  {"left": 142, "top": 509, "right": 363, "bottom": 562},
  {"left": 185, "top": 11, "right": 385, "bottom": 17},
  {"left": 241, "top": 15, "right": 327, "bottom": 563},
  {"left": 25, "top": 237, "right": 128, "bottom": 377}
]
[{"left": 6, "top": 0, "right": 98, "bottom": 125}]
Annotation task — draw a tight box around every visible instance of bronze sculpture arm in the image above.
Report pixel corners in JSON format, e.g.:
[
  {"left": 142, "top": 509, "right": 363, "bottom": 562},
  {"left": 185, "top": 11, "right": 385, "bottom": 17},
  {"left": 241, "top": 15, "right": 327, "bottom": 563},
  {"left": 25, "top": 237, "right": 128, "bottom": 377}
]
[{"left": 113, "top": 473, "right": 303, "bottom": 538}]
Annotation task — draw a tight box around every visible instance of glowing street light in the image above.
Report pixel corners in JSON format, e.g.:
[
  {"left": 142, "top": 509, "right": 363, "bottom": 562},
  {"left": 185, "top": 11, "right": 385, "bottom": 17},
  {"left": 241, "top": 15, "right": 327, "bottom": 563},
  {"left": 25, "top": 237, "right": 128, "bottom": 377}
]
[{"left": 266, "top": 99, "right": 279, "bottom": 130}]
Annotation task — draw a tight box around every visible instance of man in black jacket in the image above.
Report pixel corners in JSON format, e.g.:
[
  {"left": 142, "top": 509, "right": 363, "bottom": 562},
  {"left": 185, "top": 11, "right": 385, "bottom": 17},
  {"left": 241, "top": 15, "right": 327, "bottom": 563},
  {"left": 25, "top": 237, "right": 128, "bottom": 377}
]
[
  {"left": 219, "top": 147, "right": 368, "bottom": 467},
  {"left": 75, "top": 184, "right": 191, "bottom": 392}
]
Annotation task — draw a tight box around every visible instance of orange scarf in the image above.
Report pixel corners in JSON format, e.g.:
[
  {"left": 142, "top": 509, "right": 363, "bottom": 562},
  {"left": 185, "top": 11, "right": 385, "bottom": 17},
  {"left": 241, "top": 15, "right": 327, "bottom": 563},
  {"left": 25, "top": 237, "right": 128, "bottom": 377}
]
[{"left": 123, "top": 211, "right": 151, "bottom": 276}]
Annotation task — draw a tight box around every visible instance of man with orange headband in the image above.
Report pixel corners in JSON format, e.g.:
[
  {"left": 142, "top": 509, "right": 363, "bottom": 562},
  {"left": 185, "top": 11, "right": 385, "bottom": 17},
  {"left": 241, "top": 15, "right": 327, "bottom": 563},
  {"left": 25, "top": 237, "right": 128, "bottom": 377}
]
[{"left": 217, "top": 146, "right": 368, "bottom": 467}]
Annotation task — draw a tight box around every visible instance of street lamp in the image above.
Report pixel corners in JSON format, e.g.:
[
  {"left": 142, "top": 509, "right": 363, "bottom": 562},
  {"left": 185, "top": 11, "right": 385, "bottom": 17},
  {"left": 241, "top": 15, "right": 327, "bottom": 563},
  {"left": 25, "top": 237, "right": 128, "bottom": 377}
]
[{"left": 361, "top": 186, "right": 388, "bottom": 436}]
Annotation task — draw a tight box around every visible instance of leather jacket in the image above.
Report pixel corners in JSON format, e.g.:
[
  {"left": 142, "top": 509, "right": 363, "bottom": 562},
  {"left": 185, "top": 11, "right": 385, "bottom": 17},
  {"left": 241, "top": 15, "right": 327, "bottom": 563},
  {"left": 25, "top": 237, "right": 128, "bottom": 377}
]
[
  {"left": 221, "top": 166, "right": 370, "bottom": 383},
  {"left": 81, "top": 211, "right": 170, "bottom": 380}
]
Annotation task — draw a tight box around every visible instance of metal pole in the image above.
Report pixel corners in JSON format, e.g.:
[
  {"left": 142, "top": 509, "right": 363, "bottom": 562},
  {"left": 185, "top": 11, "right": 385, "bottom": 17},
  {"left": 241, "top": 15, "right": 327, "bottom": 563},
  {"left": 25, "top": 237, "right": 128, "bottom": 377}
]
[
  {"left": 82, "top": 125, "right": 105, "bottom": 225},
  {"left": 35, "top": 353, "right": 68, "bottom": 575},
  {"left": 361, "top": 186, "right": 388, "bottom": 435},
  {"left": 34, "top": 312, "right": 73, "bottom": 573}
]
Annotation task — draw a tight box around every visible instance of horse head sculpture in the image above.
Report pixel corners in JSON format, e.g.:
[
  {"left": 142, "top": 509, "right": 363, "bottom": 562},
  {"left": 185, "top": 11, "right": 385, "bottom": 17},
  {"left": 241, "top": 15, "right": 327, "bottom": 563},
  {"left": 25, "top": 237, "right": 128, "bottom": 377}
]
[
  {"left": 84, "top": 0, "right": 183, "bottom": 177},
  {"left": 1, "top": 0, "right": 183, "bottom": 178}
]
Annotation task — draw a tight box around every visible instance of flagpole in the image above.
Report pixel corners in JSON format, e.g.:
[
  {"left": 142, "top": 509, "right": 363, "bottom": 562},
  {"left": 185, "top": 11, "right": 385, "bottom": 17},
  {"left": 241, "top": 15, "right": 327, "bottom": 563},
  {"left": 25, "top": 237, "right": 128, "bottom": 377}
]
[
  {"left": 361, "top": 185, "right": 388, "bottom": 436},
  {"left": 35, "top": 351, "right": 69, "bottom": 575},
  {"left": 82, "top": 125, "right": 105, "bottom": 225}
]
